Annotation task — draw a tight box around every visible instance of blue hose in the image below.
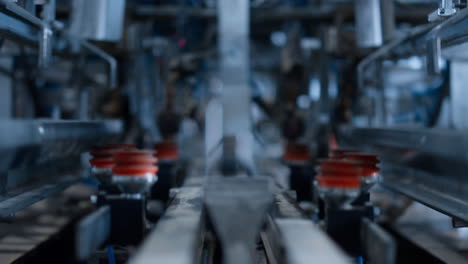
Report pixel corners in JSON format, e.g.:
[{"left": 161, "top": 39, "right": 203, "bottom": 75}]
[
  {"left": 357, "top": 256, "right": 364, "bottom": 264},
  {"left": 107, "top": 245, "right": 116, "bottom": 264}
]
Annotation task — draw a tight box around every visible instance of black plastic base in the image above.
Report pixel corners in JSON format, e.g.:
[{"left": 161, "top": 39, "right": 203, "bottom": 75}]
[
  {"left": 98, "top": 195, "right": 146, "bottom": 246},
  {"left": 288, "top": 163, "right": 313, "bottom": 201},
  {"left": 150, "top": 162, "right": 175, "bottom": 203},
  {"left": 325, "top": 205, "right": 374, "bottom": 257}
]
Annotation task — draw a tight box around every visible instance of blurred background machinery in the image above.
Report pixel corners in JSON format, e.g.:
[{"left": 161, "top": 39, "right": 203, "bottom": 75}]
[{"left": 1, "top": 0, "right": 468, "bottom": 263}]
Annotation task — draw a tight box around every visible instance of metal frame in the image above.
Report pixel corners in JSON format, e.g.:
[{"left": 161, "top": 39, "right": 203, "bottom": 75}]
[
  {"left": 129, "top": 183, "right": 204, "bottom": 264},
  {"left": 0, "top": 1, "right": 118, "bottom": 88},
  {"left": 0, "top": 176, "right": 79, "bottom": 217},
  {"left": 338, "top": 126, "right": 468, "bottom": 222},
  {"left": 130, "top": 176, "right": 350, "bottom": 263},
  {"left": 0, "top": 120, "right": 122, "bottom": 212}
]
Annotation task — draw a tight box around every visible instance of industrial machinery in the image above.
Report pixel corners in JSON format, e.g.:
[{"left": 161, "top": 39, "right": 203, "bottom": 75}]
[{"left": 2, "top": 0, "right": 468, "bottom": 263}]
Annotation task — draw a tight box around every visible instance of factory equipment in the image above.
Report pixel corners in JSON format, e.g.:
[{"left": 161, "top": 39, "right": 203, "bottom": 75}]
[{"left": 2, "top": 0, "right": 468, "bottom": 263}]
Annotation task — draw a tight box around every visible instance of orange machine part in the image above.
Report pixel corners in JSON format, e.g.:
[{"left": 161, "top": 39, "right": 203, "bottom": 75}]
[
  {"left": 283, "top": 143, "right": 310, "bottom": 162},
  {"left": 154, "top": 142, "right": 179, "bottom": 160}
]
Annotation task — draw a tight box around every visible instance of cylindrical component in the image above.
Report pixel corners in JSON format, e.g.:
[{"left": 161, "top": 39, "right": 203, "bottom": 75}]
[
  {"left": 89, "top": 144, "right": 136, "bottom": 185},
  {"left": 151, "top": 142, "right": 179, "bottom": 202},
  {"left": 112, "top": 150, "right": 158, "bottom": 194},
  {"left": 315, "top": 159, "right": 362, "bottom": 208},
  {"left": 354, "top": 0, "right": 383, "bottom": 48},
  {"left": 283, "top": 143, "right": 310, "bottom": 163},
  {"left": 439, "top": 0, "right": 457, "bottom": 16},
  {"left": 283, "top": 143, "right": 312, "bottom": 201},
  {"left": 343, "top": 153, "right": 380, "bottom": 192},
  {"left": 381, "top": 0, "right": 395, "bottom": 42},
  {"left": 154, "top": 142, "right": 179, "bottom": 161}
]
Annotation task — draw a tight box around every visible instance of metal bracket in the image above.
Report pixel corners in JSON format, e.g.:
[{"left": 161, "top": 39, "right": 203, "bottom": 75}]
[{"left": 75, "top": 206, "right": 111, "bottom": 261}]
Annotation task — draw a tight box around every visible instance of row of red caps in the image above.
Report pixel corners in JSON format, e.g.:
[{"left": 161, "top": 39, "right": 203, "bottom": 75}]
[
  {"left": 316, "top": 149, "right": 380, "bottom": 190},
  {"left": 89, "top": 143, "right": 179, "bottom": 178}
]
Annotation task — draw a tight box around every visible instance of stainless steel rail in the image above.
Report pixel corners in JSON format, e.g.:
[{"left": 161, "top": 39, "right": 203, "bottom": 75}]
[
  {"left": 0, "top": 119, "right": 122, "bottom": 215},
  {"left": 337, "top": 125, "right": 468, "bottom": 222}
]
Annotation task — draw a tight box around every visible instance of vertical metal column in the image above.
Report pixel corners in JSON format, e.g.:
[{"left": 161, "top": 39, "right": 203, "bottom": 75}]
[
  {"left": 381, "top": 0, "right": 395, "bottom": 43},
  {"left": 450, "top": 61, "right": 468, "bottom": 129},
  {"left": 354, "top": 0, "right": 383, "bottom": 48},
  {"left": 39, "top": 0, "right": 55, "bottom": 68},
  {"left": 218, "top": 0, "right": 253, "bottom": 172},
  {"left": 319, "top": 28, "right": 330, "bottom": 124},
  {"left": 0, "top": 57, "right": 12, "bottom": 118}
]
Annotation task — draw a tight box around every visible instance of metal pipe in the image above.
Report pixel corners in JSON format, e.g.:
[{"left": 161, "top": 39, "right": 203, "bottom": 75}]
[
  {"left": 427, "top": 7, "right": 468, "bottom": 75},
  {"left": 357, "top": 23, "right": 435, "bottom": 92},
  {"left": 132, "top": 5, "right": 431, "bottom": 23},
  {"left": 80, "top": 41, "right": 118, "bottom": 89},
  {"left": 3, "top": 1, "right": 45, "bottom": 27},
  {"left": 3, "top": 1, "right": 54, "bottom": 67}
]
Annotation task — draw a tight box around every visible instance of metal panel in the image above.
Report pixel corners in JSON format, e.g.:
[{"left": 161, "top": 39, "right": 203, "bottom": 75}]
[
  {"left": 75, "top": 206, "right": 111, "bottom": 261},
  {"left": 361, "top": 218, "right": 396, "bottom": 264}
]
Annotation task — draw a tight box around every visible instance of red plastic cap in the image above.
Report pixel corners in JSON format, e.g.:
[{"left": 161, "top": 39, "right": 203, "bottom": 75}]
[
  {"left": 112, "top": 165, "right": 158, "bottom": 177},
  {"left": 316, "top": 175, "right": 361, "bottom": 188},
  {"left": 317, "top": 159, "right": 362, "bottom": 176},
  {"left": 329, "top": 148, "right": 359, "bottom": 159},
  {"left": 90, "top": 144, "right": 136, "bottom": 158},
  {"left": 112, "top": 149, "right": 158, "bottom": 177},
  {"left": 343, "top": 153, "right": 379, "bottom": 177},
  {"left": 283, "top": 143, "right": 310, "bottom": 162},
  {"left": 316, "top": 159, "right": 362, "bottom": 188},
  {"left": 90, "top": 157, "right": 115, "bottom": 169},
  {"left": 114, "top": 150, "right": 158, "bottom": 165},
  {"left": 93, "top": 144, "right": 136, "bottom": 150},
  {"left": 154, "top": 142, "right": 179, "bottom": 160}
]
